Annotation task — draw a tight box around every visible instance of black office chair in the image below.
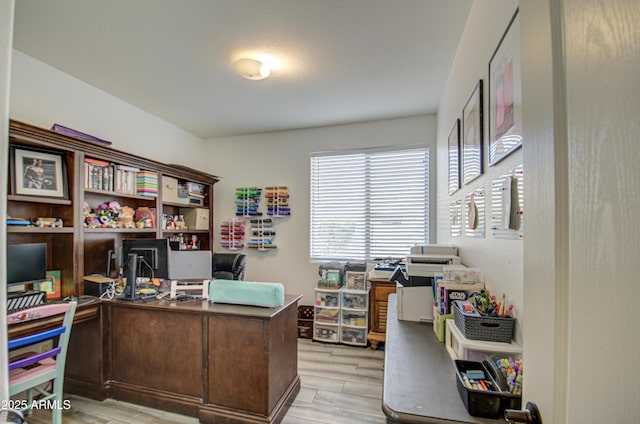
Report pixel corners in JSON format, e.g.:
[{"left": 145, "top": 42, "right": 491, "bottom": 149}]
[{"left": 212, "top": 253, "right": 247, "bottom": 280}]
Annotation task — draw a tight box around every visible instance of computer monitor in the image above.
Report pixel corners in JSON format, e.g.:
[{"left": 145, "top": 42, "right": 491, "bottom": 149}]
[
  {"left": 167, "top": 250, "right": 212, "bottom": 281},
  {"left": 121, "top": 238, "right": 169, "bottom": 280},
  {"left": 6, "top": 243, "right": 47, "bottom": 285}
]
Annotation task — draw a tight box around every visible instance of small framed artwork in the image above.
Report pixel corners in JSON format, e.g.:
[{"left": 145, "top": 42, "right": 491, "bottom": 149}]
[
  {"left": 464, "top": 187, "right": 486, "bottom": 238},
  {"left": 11, "top": 145, "right": 69, "bottom": 199},
  {"left": 33, "top": 270, "right": 62, "bottom": 300},
  {"left": 447, "top": 119, "right": 461, "bottom": 195},
  {"left": 488, "top": 8, "right": 522, "bottom": 166},
  {"left": 450, "top": 199, "right": 463, "bottom": 237},
  {"left": 462, "top": 80, "right": 483, "bottom": 185}
]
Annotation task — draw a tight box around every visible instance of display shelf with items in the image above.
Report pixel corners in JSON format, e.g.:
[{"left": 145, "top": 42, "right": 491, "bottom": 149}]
[
  {"left": 7, "top": 119, "right": 219, "bottom": 296},
  {"left": 220, "top": 218, "right": 245, "bottom": 250},
  {"left": 7, "top": 140, "right": 77, "bottom": 298},
  {"left": 8, "top": 143, "right": 75, "bottom": 234},
  {"left": 161, "top": 174, "right": 213, "bottom": 252},
  {"left": 247, "top": 218, "right": 276, "bottom": 250},
  {"left": 265, "top": 185, "right": 291, "bottom": 217},
  {"left": 166, "top": 233, "right": 202, "bottom": 251}
]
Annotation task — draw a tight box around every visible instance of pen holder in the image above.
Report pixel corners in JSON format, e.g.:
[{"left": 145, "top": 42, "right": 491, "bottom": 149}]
[
  {"left": 454, "top": 359, "right": 521, "bottom": 418},
  {"left": 453, "top": 300, "right": 515, "bottom": 343}
]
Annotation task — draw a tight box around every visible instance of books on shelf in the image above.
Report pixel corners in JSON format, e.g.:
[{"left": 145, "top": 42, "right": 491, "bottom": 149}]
[
  {"left": 83, "top": 158, "right": 158, "bottom": 197},
  {"left": 84, "top": 158, "right": 115, "bottom": 192}
]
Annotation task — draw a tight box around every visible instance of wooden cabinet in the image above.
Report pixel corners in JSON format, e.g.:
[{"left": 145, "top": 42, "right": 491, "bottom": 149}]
[
  {"left": 106, "top": 297, "right": 301, "bottom": 423},
  {"left": 7, "top": 120, "right": 219, "bottom": 297},
  {"left": 367, "top": 278, "right": 396, "bottom": 350}
]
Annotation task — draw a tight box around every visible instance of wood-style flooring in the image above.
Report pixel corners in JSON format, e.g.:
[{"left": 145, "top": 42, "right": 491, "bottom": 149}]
[{"left": 23, "top": 339, "right": 386, "bottom": 424}]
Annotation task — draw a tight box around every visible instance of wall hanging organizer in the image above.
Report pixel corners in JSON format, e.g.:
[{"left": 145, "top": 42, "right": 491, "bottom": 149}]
[
  {"left": 220, "top": 218, "right": 245, "bottom": 249},
  {"left": 235, "top": 187, "right": 262, "bottom": 217}
]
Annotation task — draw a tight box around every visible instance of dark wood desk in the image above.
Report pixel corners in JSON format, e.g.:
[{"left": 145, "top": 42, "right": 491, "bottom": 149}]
[
  {"left": 11, "top": 295, "right": 301, "bottom": 424},
  {"left": 382, "top": 294, "right": 503, "bottom": 423}
]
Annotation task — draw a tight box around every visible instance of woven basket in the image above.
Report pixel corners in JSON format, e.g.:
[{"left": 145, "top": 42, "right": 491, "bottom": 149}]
[{"left": 453, "top": 301, "right": 515, "bottom": 343}]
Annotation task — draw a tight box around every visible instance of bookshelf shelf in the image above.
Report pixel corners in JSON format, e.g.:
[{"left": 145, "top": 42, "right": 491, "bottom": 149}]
[{"left": 7, "top": 119, "right": 219, "bottom": 297}]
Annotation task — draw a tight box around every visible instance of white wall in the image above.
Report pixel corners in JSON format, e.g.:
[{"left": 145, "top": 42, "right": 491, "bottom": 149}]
[
  {"left": 10, "top": 50, "right": 206, "bottom": 170},
  {"left": 435, "top": 1, "right": 522, "bottom": 339},
  {"left": 204, "top": 115, "right": 436, "bottom": 304}
]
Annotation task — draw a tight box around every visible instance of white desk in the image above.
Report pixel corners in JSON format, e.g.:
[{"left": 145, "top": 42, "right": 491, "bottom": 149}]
[{"left": 382, "top": 294, "right": 504, "bottom": 423}]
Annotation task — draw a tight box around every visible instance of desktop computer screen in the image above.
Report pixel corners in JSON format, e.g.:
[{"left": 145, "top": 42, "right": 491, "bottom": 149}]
[
  {"left": 121, "top": 238, "right": 170, "bottom": 280},
  {"left": 6, "top": 243, "right": 47, "bottom": 285}
]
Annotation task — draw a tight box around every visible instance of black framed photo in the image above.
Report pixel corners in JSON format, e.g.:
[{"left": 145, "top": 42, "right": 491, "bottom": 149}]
[
  {"left": 462, "top": 80, "right": 483, "bottom": 185},
  {"left": 488, "top": 8, "right": 522, "bottom": 166},
  {"left": 447, "top": 119, "right": 460, "bottom": 195},
  {"left": 11, "top": 145, "right": 69, "bottom": 199}
]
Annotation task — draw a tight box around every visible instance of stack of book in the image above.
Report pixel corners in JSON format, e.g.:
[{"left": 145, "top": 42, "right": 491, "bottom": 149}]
[
  {"left": 114, "top": 164, "right": 139, "bottom": 195},
  {"left": 84, "top": 158, "right": 114, "bottom": 191},
  {"left": 136, "top": 171, "right": 158, "bottom": 197}
]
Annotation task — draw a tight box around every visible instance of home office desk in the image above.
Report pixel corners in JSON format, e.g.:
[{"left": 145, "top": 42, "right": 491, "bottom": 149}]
[
  {"left": 11, "top": 294, "right": 301, "bottom": 424},
  {"left": 382, "top": 294, "right": 504, "bottom": 423}
]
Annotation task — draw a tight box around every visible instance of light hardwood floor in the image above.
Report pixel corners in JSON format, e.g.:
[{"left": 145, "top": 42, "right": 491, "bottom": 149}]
[{"left": 23, "top": 339, "right": 386, "bottom": 424}]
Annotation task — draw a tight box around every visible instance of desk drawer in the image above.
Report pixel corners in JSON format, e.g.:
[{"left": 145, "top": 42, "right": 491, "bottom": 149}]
[{"left": 374, "top": 285, "right": 396, "bottom": 301}]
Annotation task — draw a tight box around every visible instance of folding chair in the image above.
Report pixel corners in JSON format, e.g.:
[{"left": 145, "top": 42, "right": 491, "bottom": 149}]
[{"left": 7, "top": 301, "right": 77, "bottom": 424}]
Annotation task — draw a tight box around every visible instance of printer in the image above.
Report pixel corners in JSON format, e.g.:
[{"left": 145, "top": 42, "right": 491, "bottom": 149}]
[{"left": 395, "top": 245, "right": 461, "bottom": 322}]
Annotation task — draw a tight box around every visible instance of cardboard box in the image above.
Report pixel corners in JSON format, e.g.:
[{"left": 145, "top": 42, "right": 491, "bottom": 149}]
[
  {"left": 162, "top": 176, "right": 179, "bottom": 203},
  {"left": 180, "top": 207, "right": 210, "bottom": 230}
]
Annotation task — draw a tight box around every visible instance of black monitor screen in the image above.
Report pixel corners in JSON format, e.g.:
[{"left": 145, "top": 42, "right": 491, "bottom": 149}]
[
  {"left": 122, "top": 238, "right": 169, "bottom": 280},
  {"left": 6, "top": 243, "right": 47, "bottom": 285}
]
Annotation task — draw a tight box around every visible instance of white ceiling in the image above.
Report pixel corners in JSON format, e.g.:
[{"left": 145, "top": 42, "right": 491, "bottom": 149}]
[{"left": 13, "top": 0, "right": 472, "bottom": 139}]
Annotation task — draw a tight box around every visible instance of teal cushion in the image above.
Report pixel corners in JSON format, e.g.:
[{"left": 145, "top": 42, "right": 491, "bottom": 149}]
[{"left": 209, "top": 279, "right": 285, "bottom": 307}]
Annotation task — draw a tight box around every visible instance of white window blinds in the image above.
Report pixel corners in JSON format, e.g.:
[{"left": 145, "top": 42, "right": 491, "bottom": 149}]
[{"left": 310, "top": 147, "right": 429, "bottom": 261}]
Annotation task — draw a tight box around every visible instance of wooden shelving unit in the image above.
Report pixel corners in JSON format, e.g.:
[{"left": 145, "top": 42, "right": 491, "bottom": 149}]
[{"left": 6, "top": 119, "right": 219, "bottom": 297}]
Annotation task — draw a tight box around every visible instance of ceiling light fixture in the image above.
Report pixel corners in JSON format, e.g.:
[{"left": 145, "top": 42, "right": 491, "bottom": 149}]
[{"left": 234, "top": 58, "right": 271, "bottom": 80}]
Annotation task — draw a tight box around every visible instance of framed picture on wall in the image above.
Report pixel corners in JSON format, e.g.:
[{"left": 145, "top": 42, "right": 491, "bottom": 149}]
[
  {"left": 447, "top": 119, "right": 460, "bottom": 195},
  {"left": 462, "top": 80, "right": 483, "bottom": 185},
  {"left": 488, "top": 8, "right": 522, "bottom": 166},
  {"left": 11, "top": 145, "right": 69, "bottom": 199}
]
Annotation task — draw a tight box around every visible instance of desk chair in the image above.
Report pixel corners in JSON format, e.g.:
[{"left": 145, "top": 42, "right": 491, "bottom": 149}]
[
  {"left": 212, "top": 253, "right": 246, "bottom": 280},
  {"left": 7, "top": 301, "right": 77, "bottom": 424}
]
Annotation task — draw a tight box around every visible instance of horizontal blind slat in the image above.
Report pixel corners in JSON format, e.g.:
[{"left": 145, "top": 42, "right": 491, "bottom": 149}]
[{"left": 310, "top": 147, "right": 429, "bottom": 261}]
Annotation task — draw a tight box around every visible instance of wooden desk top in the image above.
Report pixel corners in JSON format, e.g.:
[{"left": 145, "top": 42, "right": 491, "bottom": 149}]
[
  {"left": 110, "top": 293, "right": 303, "bottom": 319},
  {"left": 382, "top": 294, "right": 503, "bottom": 423}
]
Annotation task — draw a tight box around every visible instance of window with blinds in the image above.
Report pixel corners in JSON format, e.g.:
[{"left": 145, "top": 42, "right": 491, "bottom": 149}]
[{"left": 310, "top": 147, "right": 429, "bottom": 261}]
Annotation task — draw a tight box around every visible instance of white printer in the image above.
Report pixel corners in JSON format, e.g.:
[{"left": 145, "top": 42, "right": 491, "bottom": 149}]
[
  {"left": 396, "top": 245, "right": 461, "bottom": 322},
  {"left": 406, "top": 244, "right": 461, "bottom": 282}
]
